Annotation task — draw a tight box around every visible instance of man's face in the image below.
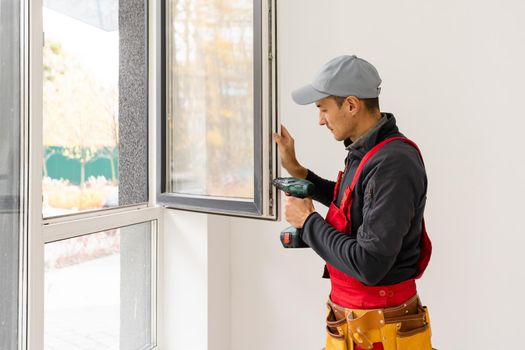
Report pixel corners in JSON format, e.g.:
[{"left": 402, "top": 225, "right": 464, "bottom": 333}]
[{"left": 315, "top": 96, "right": 352, "bottom": 141}]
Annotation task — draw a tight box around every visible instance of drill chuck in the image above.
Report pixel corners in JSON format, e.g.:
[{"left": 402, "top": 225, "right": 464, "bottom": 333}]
[{"left": 272, "top": 177, "right": 315, "bottom": 198}]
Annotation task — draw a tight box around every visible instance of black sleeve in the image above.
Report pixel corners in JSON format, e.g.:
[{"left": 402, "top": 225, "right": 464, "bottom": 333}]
[
  {"left": 305, "top": 170, "right": 336, "bottom": 207},
  {"left": 301, "top": 150, "right": 425, "bottom": 286}
]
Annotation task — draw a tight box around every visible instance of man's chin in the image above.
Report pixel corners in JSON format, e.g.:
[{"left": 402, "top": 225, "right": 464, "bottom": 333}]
[{"left": 328, "top": 129, "right": 343, "bottom": 141}]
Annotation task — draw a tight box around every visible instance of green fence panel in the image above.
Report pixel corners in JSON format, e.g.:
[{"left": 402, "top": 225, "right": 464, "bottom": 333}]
[{"left": 44, "top": 146, "right": 118, "bottom": 185}]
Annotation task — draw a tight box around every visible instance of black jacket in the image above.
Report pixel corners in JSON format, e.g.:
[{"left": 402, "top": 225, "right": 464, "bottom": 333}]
[{"left": 302, "top": 113, "right": 427, "bottom": 286}]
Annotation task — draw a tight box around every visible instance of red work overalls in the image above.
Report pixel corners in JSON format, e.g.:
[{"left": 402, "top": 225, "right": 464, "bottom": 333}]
[{"left": 324, "top": 137, "right": 432, "bottom": 350}]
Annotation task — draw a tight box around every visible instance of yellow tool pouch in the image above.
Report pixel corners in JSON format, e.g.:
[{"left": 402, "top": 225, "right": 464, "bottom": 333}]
[
  {"left": 325, "top": 302, "right": 351, "bottom": 350},
  {"left": 325, "top": 296, "right": 433, "bottom": 350},
  {"left": 392, "top": 306, "right": 432, "bottom": 350}
]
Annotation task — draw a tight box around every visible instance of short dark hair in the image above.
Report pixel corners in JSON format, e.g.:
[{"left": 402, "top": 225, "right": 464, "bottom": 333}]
[{"left": 332, "top": 96, "right": 380, "bottom": 111}]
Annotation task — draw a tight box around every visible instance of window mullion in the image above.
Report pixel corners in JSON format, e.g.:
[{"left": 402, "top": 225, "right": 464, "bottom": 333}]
[
  {"left": 42, "top": 206, "right": 162, "bottom": 244},
  {"left": 27, "top": 0, "right": 45, "bottom": 348}
]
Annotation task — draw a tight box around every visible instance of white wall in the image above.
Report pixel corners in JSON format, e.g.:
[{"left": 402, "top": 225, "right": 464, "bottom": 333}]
[
  {"left": 162, "top": 210, "right": 230, "bottom": 350},
  {"left": 161, "top": 1, "right": 525, "bottom": 349},
  {"left": 230, "top": 1, "right": 525, "bottom": 349}
]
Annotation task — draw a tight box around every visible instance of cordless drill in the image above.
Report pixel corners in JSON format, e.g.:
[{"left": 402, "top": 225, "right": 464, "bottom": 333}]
[{"left": 272, "top": 177, "right": 315, "bottom": 248}]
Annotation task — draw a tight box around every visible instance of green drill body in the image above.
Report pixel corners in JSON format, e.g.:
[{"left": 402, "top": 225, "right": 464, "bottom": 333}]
[{"left": 272, "top": 177, "right": 315, "bottom": 248}]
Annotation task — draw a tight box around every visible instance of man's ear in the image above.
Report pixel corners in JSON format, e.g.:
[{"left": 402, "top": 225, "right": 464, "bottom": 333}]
[{"left": 345, "top": 96, "right": 361, "bottom": 115}]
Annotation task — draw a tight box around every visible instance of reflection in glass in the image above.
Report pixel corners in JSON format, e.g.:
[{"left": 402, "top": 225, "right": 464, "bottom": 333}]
[
  {"left": 167, "top": 0, "right": 254, "bottom": 199},
  {"left": 0, "top": 0, "right": 21, "bottom": 348},
  {"left": 43, "top": 1, "right": 119, "bottom": 217},
  {"left": 44, "top": 222, "right": 153, "bottom": 350}
]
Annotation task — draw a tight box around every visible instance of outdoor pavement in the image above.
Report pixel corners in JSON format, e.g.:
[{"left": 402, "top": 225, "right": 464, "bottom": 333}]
[{"left": 44, "top": 255, "right": 120, "bottom": 350}]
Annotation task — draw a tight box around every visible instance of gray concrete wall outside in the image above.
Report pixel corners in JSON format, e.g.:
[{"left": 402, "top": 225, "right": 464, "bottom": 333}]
[
  {"left": 119, "top": 0, "right": 148, "bottom": 207},
  {"left": 119, "top": 0, "right": 151, "bottom": 348}
]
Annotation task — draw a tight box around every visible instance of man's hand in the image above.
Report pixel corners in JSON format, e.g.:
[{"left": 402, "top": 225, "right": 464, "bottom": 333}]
[
  {"left": 273, "top": 124, "right": 308, "bottom": 179},
  {"left": 285, "top": 196, "right": 315, "bottom": 228}
]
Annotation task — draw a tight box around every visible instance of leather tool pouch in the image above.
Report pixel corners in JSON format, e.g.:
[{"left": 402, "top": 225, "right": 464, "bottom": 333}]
[
  {"left": 325, "top": 302, "right": 350, "bottom": 350},
  {"left": 346, "top": 309, "right": 385, "bottom": 349},
  {"left": 325, "top": 298, "right": 433, "bottom": 350},
  {"left": 388, "top": 305, "right": 433, "bottom": 350}
]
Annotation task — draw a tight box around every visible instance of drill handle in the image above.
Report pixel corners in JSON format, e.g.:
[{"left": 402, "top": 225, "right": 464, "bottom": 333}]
[{"left": 280, "top": 226, "right": 309, "bottom": 248}]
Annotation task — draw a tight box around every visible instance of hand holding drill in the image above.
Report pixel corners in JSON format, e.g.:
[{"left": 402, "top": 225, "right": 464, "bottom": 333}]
[
  {"left": 272, "top": 125, "right": 316, "bottom": 248},
  {"left": 272, "top": 177, "right": 315, "bottom": 248}
]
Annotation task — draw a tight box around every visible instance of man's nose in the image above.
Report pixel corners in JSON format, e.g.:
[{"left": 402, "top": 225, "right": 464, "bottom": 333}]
[{"left": 319, "top": 114, "right": 326, "bottom": 125}]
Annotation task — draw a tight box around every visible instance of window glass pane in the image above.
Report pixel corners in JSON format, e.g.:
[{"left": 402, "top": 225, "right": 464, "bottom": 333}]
[
  {"left": 42, "top": 0, "right": 148, "bottom": 217},
  {"left": 167, "top": 0, "right": 254, "bottom": 199},
  {"left": 43, "top": 1, "right": 119, "bottom": 217},
  {"left": 0, "top": 0, "right": 21, "bottom": 348},
  {"left": 44, "top": 222, "right": 154, "bottom": 350}
]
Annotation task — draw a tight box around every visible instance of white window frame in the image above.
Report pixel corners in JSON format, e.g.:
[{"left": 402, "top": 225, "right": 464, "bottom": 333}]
[
  {"left": 23, "top": 0, "right": 279, "bottom": 348},
  {"left": 25, "top": 0, "right": 163, "bottom": 348}
]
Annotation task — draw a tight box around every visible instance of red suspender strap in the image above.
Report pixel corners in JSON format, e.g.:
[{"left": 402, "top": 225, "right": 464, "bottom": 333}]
[
  {"left": 416, "top": 218, "right": 432, "bottom": 278},
  {"left": 333, "top": 171, "right": 344, "bottom": 201},
  {"left": 334, "top": 136, "right": 432, "bottom": 280},
  {"left": 339, "top": 136, "right": 424, "bottom": 216}
]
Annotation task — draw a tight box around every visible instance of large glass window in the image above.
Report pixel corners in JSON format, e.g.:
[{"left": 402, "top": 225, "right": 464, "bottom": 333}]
[
  {"left": 43, "top": 0, "right": 148, "bottom": 218},
  {"left": 160, "top": 0, "right": 277, "bottom": 218},
  {"left": 39, "top": 0, "right": 155, "bottom": 349},
  {"left": 42, "top": 1, "right": 119, "bottom": 217},
  {"left": 44, "top": 222, "right": 155, "bottom": 350},
  {"left": 166, "top": 0, "right": 255, "bottom": 198},
  {"left": 0, "top": 0, "right": 23, "bottom": 348}
]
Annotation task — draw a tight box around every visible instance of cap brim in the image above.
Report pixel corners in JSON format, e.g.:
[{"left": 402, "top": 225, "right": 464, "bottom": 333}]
[{"left": 291, "top": 84, "right": 329, "bottom": 105}]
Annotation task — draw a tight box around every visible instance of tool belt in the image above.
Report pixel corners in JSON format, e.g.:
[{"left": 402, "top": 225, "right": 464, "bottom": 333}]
[{"left": 325, "top": 294, "right": 433, "bottom": 350}]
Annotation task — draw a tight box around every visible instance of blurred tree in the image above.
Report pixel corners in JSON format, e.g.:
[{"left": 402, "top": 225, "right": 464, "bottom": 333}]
[
  {"left": 43, "top": 147, "right": 57, "bottom": 178},
  {"left": 169, "top": 0, "right": 254, "bottom": 198},
  {"left": 97, "top": 87, "right": 119, "bottom": 182},
  {"left": 62, "top": 145, "right": 98, "bottom": 186},
  {"left": 43, "top": 38, "right": 118, "bottom": 186}
]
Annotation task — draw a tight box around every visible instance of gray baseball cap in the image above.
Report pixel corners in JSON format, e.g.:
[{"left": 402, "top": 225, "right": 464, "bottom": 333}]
[{"left": 291, "top": 55, "right": 382, "bottom": 105}]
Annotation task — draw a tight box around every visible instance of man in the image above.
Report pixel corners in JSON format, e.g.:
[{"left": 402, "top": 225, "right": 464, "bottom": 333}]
[{"left": 273, "top": 55, "right": 433, "bottom": 350}]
